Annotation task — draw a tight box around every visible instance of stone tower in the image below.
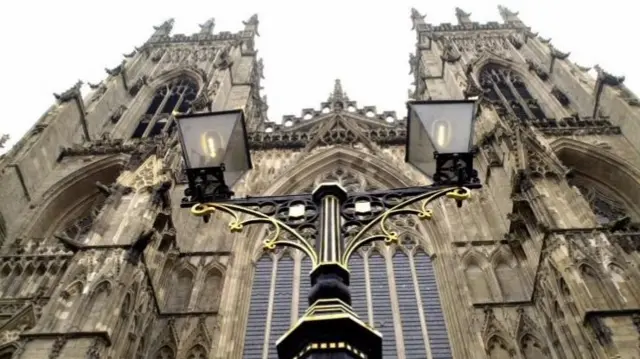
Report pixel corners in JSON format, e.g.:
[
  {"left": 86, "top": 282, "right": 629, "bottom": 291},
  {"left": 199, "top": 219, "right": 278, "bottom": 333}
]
[{"left": 0, "top": 5, "right": 639, "bottom": 359}]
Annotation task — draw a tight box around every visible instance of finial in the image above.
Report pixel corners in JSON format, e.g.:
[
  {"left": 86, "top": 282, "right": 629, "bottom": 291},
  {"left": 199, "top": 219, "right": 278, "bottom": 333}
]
[
  {"left": 199, "top": 18, "right": 215, "bottom": 35},
  {"left": 455, "top": 7, "right": 472, "bottom": 25},
  {"left": 153, "top": 18, "right": 174, "bottom": 32},
  {"left": 498, "top": 5, "right": 522, "bottom": 25},
  {"left": 410, "top": 8, "right": 426, "bottom": 30},
  {"left": 455, "top": 7, "right": 471, "bottom": 17},
  {"left": 327, "top": 79, "right": 349, "bottom": 107},
  {"left": 243, "top": 14, "right": 260, "bottom": 36},
  {"left": 498, "top": 5, "right": 518, "bottom": 17}
]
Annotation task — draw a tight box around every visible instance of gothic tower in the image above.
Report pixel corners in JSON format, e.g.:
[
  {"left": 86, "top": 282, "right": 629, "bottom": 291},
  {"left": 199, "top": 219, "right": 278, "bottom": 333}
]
[{"left": 0, "top": 6, "right": 639, "bottom": 359}]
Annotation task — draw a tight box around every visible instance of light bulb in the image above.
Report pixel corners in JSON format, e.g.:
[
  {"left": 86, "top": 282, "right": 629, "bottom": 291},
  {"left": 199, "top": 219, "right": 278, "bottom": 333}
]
[
  {"left": 200, "top": 131, "right": 223, "bottom": 159},
  {"left": 432, "top": 120, "right": 451, "bottom": 149}
]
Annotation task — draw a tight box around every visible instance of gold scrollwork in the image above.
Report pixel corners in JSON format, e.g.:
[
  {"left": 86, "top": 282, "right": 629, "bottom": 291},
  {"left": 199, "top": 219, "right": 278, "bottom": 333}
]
[
  {"left": 190, "top": 186, "right": 472, "bottom": 271},
  {"left": 191, "top": 202, "right": 319, "bottom": 266},
  {"left": 340, "top": 187, "right": 471, "bottom": 265}
]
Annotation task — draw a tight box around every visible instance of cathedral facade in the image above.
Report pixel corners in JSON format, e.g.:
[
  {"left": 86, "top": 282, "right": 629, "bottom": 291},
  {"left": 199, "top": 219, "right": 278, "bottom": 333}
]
[{"left": 0, "top": 5, "right": 639, "bottom": 359}]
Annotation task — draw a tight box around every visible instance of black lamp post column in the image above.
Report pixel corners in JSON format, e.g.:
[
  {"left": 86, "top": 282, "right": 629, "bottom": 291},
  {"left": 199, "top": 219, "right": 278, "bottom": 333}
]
[{"left": 276, "top": 183, "right": 383, "bottom": 359}]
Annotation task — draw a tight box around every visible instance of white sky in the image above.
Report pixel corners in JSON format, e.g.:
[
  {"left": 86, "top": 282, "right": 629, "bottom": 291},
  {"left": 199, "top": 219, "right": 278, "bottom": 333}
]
[{"left": 0, "top": 0, "right": 635, "bottom": 154}]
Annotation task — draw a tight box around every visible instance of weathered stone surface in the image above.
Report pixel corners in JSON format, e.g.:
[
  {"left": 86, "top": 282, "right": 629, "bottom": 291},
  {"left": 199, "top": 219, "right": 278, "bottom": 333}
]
[{"left": 0, "top": 8, "right": 639, "bottom": 359}]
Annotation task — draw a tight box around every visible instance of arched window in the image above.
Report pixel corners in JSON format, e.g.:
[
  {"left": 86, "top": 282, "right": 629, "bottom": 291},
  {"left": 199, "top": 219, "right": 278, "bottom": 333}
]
[
  {"left": 569, "top": 177, "right": 628, "bottom": 225},
  {"left": 480, "top": 64, "right": 546, "bottom": 121},
  {"left": 132, "top": 76, "right": 199, "bottom": 138},
  {"left": 56, "top": 193, "right": 108, "bottom": 244},
  {"left": 165, "top": 267, "right": 194, "bottom": 312}
]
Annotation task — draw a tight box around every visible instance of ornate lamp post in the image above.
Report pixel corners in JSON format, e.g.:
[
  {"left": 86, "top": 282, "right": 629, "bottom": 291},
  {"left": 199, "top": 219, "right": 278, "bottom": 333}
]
[{"left": 176, "top": 99, "right": 481, "bottom": 359}]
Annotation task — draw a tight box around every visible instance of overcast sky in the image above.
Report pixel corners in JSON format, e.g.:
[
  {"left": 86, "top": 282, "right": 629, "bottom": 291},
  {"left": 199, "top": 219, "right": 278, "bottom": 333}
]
[{"left": 0, "top": 0, "right": 635, "bottom": 154}]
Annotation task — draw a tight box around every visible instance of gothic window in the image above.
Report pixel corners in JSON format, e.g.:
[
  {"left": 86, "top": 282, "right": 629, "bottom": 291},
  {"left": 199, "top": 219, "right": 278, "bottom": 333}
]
[
  {"left": 570, "top": 179, "right": 628, "bottom": 225},
  {"left": 243, "top": 169, "right": 452, "bottom": 358},
  {"left": 298, "top": 255, "right": 312, "bottom": 318},
  {"left": 580, "top": 265, "right": 608, "bottom": 308},
  {"left": 165, "top": 267, "right": 194, "bottom": 312},
  {"left": 242, "top": 255, "right": 272, "bottom": 359},
  {"left": 480, "top": 64, "right": 546, "bottom": 121},
  {"left": 196, "top": 267, "right": 223, "bottom": 311},
  {"left": 465, "top": 258, "right": 491, "bottom": 302},
  {"left": 268, "top": 255, "right": 293, "bottom": 359},
  {"left": 609, "top": 264, "right": 635, "bottom": 304},
  {"left": 57, "top": 194, "right": 108, "bottom": 244},
  {"left": 494, "top": 257, "right": 524, "bottom": 301},
  {"left": 82, "top": 281, "right": 111, "bottom": 331},
  {"left": 132, "top": 76, "right": 199, "bottom": 138},
  {"left": 369, "top": 251, "right": 397, "bottom": 358}
]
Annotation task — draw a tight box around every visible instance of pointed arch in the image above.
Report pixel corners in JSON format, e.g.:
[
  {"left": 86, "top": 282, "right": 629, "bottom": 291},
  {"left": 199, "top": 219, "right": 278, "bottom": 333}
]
[
  {"left": 463, "top": 252, "right": 492, "bottom": 303},
  {"left": 132, "top": 69, "right": 204, "bottom": 139},
  {"left": 22, "top": 154, "right": 126, "bottom": 239},
  {"left": 477, "top": 61, "right": 547, "bottom": 121},
  {"left": 261, "top": 146, "right": 424, "bottom": 196},
  {"left": 486, "top": 335, "right": 514, "bottom": 359},
  {"left": 552, "top": 138, "right": 640, "bottom": 223},
  {"left": 165, "top": 264, "right": 196, "bottom": 312},
  {"left": 196, "top": 264, "right": 225, "bottom": 312},
  {"left": 491, "top": 247, "right": 525, "bottom": 301},
  {"left": 579, "top": 264, "right": 609, "bottom": 308},
  {"left": 608, "top": 263, "right": 637, "bottom": 304},
  {"left": 250, "top": 146, "right": 434, "bottom": 256},
  {"left": 81, "top": 280, "right": 112, "bottom": 331}
]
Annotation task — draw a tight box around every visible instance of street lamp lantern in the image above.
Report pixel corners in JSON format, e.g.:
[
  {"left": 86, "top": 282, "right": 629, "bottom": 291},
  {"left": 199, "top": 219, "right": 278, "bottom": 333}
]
[
  {"left": 406, "top": 99, "right": 477, "bottom": 185},
  {"left": 177, "top": 100, "right": 481, "bottom": 359},
  {"left": 176, "top": 109, "right": 252, "bottom": 203}
]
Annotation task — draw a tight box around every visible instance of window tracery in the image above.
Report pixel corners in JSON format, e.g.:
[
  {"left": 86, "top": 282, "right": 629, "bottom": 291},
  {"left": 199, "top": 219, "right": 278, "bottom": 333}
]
[
  {"left": 243, "top": 239, "right": 453, "bottom": 358},
  {"left": 480, "top": 64, "right": 546, "bottom": 121},
  {"left": 569, "top": 177, "right": 628, "bottom": 225},
  {"left": 132, "top": 76, "right": 199, "bottom": 138},
  {"left": 57, "top": 194, "right": 107, "bottom": 244}
]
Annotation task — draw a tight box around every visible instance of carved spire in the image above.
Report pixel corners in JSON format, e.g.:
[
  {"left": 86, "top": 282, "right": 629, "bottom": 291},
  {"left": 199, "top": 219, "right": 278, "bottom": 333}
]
[
  {"left": 498, "top": 5, "right": 523, "bottom": 25},
  {"left": 410, "top": 8, "right": 426, "bottom": 30},
  {"left": 199, "top": 18, "right": 215, "bottom": 35},
  {"left": 150, "top": 18, "right": 174, "bottom": 41},
  {"left": 455, "top": 7, "right": 473, "bottom": 26},
  {"left": 328, "top": 79, "right": 349, "bottom": 106},
  {"left": 243, "top": 14, "right": 260, "bottom": 36}
]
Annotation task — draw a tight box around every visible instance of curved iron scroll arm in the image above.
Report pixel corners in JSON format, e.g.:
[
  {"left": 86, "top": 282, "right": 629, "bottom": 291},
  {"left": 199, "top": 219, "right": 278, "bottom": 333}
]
[
  {"left": 190, "top": 202, "right": 319, "bottom": 266},
  {"left": 341, "top": 186, "right": 471, "bottom": 265}
]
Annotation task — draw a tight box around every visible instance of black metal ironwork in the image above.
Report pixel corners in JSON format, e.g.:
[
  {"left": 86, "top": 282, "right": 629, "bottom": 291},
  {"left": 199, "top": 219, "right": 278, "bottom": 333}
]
[{"left": 432, "top": 151, "right": 479, "bottom": 189}]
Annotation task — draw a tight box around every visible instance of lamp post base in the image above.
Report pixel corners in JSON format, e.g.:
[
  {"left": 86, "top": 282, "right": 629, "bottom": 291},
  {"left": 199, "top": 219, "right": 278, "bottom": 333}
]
[{"left": 276, "top": 298, "right": 382, "bottom": 359}]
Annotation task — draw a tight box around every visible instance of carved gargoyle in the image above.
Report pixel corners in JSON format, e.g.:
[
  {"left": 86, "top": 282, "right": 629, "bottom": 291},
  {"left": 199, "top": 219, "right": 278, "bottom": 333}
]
[
  {"left": 151, "top": 180, "right": 173, "bottom": 210},
  {"left": 127, "top": 228, "right": 157, "bottom": 264},
  {"left": 53, "top": 81, "right": 83, "bottom": 103},
  {"left": 595, "top": 65, "right": 625, "bottom": 86},
  {"left": 105, "top": 61, "right": 125, "bottom": 77},
  {"left": 128, "top": 76, "right": 148, "bottom": 97}
]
